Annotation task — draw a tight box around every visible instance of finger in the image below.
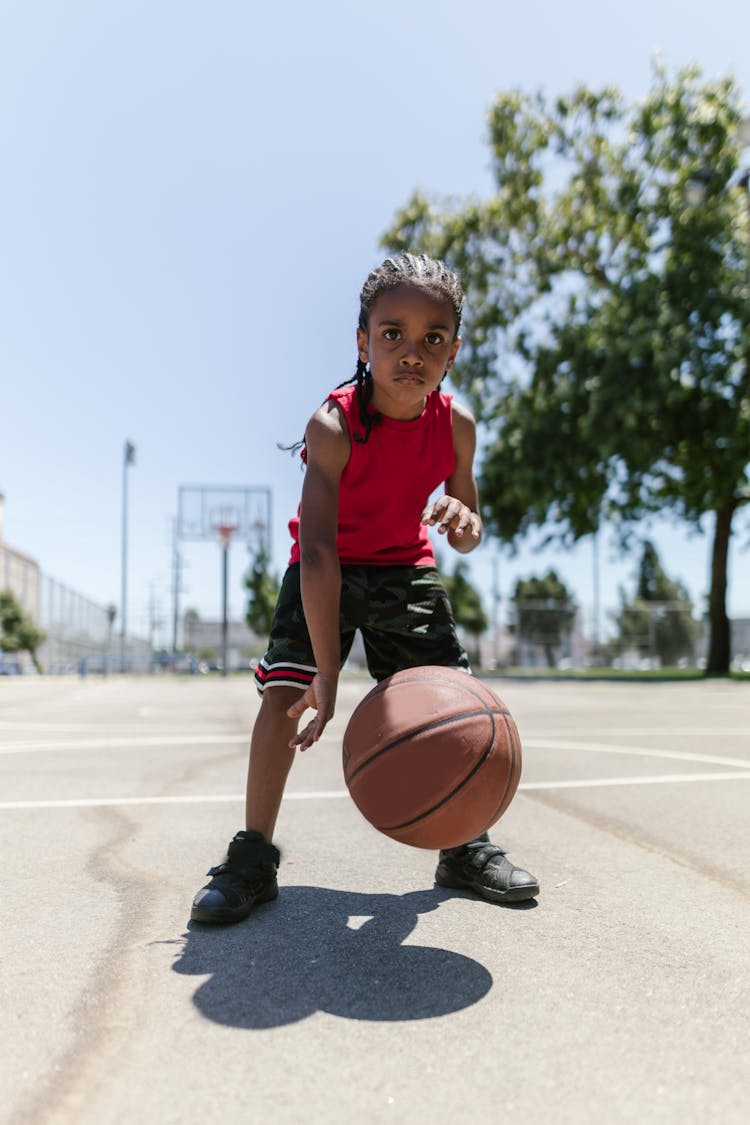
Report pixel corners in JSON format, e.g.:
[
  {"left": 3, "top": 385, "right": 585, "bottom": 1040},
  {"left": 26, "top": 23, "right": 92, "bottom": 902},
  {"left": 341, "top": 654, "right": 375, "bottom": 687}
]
[
  {"left": 287, "top": 691, "right": 313, "bottom": 719},
  {"left": 289, "top": 720, "right": 315, "bottom": 750},
  {"left": 290, "top": 713, "right": 328, "bottom": 751},
  {"left": 422, "top": 495, "right": 452, "bottom": 525},
  {"left": 452, "top": 508, "right": 472, "bottom": 536},
  {"left": 437, "top": 502, "right": 460, "bottom": 532}
]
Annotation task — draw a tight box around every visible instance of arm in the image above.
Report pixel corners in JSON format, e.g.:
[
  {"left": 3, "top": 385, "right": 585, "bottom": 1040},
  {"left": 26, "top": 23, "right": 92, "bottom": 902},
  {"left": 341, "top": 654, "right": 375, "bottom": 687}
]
[
  {"left": 286, "top": 399, "right": 350, "bottom": 750},
  {"left": 422, "top": 400, "right": 483, "bottom": 554}
]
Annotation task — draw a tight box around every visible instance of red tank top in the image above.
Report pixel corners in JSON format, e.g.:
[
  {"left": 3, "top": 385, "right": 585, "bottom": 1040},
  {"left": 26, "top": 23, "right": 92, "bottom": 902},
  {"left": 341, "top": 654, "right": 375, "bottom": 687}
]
[{"left": 288, "top": 385, "right": 456, "bottom": 566}]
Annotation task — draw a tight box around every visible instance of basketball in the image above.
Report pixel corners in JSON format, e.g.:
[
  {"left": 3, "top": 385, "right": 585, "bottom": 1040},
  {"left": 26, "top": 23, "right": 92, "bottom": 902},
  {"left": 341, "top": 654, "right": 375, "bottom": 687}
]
[{"left": 342, "top": 666, "right": 522, "bottom": 850}]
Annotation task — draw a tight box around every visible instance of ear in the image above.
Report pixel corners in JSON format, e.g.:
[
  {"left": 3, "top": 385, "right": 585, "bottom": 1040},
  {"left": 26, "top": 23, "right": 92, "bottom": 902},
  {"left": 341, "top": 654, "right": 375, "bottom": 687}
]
[
  {"left": 356, "top": 326, "right": 369, "bottom": 364},
  {"left": 445, "top": 335, "right": 461, "bottom": 371}
]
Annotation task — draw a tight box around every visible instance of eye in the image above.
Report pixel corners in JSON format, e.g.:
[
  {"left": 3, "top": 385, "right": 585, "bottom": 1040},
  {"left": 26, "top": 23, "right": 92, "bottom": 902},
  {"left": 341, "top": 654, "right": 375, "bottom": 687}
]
[{"left": 383, "top": 328, "right": 401, "bottom": 341}]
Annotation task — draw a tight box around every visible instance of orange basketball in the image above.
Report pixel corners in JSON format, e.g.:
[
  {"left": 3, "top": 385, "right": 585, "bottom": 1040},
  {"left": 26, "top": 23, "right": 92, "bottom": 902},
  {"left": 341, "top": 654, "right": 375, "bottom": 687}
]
[{"left": 342, "top": 666, "right": 522, "bottom": 850}]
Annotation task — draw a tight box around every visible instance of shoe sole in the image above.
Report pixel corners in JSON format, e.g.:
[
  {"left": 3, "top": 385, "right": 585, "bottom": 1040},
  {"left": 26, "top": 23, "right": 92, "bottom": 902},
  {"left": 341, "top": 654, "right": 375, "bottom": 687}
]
[
  {"left": 190, "top": 883, "right": 279, "bottom": 925},
  {"left": 435, "top": 871, "right": 539, "bottom": 904}
]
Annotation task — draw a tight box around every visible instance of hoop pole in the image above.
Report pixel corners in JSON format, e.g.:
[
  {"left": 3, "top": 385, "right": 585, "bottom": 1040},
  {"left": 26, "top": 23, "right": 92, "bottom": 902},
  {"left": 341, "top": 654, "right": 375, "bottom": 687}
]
[{"left": 220, "top": 539, "right": 229, "bottom": 678}]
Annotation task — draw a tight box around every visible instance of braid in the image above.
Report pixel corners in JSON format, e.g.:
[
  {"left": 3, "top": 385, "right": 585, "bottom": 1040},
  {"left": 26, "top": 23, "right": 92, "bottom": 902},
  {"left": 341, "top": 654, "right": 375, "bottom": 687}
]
[
  {"left": 281, "top": 252, "right": 463, "bottom": 456},
  {"left": 358, "top": 252, "right": 464, "bottom": 334},
  {"left": 346, "top": 251, "right": 464, "bottom": 445},
  {"left": 332, "top": 359, "right": 381, "bottom": 444}
]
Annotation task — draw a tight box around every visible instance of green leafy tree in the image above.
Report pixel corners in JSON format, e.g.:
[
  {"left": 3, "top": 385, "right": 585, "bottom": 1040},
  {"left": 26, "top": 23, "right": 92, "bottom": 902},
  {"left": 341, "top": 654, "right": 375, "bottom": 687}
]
[
  {"left": 244, "top": 546, "right": 280, "bottom": 638},
  {"left": 0, "top": 589, "right": 46, "bottom": 672},
  {"left": 383, "top": 64, "right": 750, "bottom": 674},
  {"left": 613, "top": 541, "right": 699, "bottom": 666},
  {"left": 442, "top": 558, "right": 488, "bottom": 663},
  {"left": 511, "top": 571, "right": 576, "bottom": 668}
]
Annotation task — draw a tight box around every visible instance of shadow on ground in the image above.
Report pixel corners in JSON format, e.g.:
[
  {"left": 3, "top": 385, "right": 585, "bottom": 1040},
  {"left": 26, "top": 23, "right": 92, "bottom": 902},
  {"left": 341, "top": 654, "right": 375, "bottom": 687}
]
[{"left": 172, "top": 885, "right": 528, "bottom": 1027}]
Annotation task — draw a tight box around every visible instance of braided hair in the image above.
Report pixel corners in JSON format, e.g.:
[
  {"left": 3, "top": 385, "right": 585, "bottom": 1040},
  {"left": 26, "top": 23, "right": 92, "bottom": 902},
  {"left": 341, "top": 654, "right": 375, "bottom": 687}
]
[
  {"left": 344, "top": 253, "right": 464, "bottom": 444},
  {"left": 284, "top": 252, "right": 464, "bottom": 454}
]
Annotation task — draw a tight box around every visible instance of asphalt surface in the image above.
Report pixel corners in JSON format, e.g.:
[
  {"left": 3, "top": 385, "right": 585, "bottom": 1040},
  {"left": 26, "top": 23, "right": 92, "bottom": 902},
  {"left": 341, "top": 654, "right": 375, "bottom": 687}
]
[{"left": 1, "top": 673, "right": 749, "bottom": 1125}]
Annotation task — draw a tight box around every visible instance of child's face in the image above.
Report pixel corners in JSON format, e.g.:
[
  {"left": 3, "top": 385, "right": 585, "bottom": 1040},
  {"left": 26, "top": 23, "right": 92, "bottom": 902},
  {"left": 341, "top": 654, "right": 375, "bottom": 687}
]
[{"left": 356, "top": 283, "right": 461, "bottom": 420}]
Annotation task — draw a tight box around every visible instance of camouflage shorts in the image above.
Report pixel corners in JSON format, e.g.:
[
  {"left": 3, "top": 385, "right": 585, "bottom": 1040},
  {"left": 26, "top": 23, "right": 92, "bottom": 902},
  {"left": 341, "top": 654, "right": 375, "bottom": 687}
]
[{"left": 254, "top": 563, "right": 469, "bottom": 693}]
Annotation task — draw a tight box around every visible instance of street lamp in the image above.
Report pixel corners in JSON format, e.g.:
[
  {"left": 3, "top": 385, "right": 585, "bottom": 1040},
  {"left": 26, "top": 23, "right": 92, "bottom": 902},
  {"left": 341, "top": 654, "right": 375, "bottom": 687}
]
[{"left": 120, "top": 440, "right": 136, "bottom": 671}]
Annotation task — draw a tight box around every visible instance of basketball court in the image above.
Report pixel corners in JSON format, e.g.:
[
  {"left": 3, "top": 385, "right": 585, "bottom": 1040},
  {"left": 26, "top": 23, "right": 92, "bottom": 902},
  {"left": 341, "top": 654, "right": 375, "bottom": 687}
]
[{"left": 1, "top": 673, "right": 748, "bottom": 1124}]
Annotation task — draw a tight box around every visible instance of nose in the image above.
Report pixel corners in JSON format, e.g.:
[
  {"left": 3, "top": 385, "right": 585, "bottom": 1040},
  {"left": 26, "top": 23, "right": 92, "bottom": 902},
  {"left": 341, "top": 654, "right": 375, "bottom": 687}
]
[{"left": 399, "top": 339, "right": 423, "bottom": 366}]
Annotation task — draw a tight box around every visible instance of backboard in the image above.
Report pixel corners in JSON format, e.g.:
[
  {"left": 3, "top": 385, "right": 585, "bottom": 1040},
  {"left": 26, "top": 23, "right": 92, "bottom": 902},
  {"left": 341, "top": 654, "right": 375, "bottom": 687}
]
[{"left": 177, "top": 485, "right": 272, "bottom": 553}]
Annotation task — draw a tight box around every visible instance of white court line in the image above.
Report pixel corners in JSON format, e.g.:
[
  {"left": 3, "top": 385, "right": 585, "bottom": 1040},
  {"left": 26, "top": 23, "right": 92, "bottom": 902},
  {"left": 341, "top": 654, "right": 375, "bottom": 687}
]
[
  {"left": 532, "top": 728, "right": 750, "bottom": 737},
  {"left": 0, "top": 792, "right": 347, "bottom": 810},
  {"left": 0, "top": 721, "right": 151, "bottom": 733},
  {"left": 521, "top": 771, "right": 750, "bottom": 790},
  {"left": 524, "top": 739, "right": 750, "bottom": 771},
  {"left": 1, "top": 722, "right": 747, "bottom": 736},
  {"left": 2, "top": 771, "right": 750, "bottom": 810},
  {"left": 0, "top": 734, "right": 249, "bottom": 755},
  {"left": 1, "top": 734, "right": 749, "bottom": 771}
]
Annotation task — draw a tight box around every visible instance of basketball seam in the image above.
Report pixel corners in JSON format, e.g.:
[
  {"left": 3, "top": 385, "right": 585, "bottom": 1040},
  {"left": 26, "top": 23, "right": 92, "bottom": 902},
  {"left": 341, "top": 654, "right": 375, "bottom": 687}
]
[
  {"left": 344, "top": 706, "right": 508, "bottom": 786},
  {"left": 484, "top": 710, "right": 519, "bottom": 825},
  {"left": 378, "top": 712, "right": 497, "bottom": 831}
]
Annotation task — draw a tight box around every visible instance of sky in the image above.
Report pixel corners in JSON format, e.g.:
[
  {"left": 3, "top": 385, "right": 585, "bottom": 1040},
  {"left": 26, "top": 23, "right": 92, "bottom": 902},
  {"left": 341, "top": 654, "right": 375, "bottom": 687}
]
[{"left": 2, "top": 0, "right": 749, "bottom": 646}]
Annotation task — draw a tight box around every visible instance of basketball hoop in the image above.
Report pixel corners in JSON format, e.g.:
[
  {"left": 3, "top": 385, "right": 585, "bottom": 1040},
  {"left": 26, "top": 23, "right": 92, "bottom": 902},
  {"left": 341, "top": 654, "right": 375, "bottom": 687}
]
[
  {"left": 173, "top": 489, "right": 271, "bottom": 680},
  {"left": 210, "top": 506, "right": 240, "bottom": 551},
  {"left": 213, "top": 522, "right": 238, "bottom": 550}
]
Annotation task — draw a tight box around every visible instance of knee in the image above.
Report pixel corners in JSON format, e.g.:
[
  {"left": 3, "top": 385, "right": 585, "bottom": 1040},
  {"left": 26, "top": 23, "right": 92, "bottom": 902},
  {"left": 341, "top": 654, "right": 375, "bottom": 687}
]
[{"left": 259, "top": 685, "right": 304, "bottom": 721}]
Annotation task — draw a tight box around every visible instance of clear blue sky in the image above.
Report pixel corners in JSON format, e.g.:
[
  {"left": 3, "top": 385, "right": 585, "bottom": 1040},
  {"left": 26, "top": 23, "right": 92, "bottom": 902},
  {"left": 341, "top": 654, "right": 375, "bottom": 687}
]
[{"left": 2, "top": 0, "right": 749, "bottom": 642}]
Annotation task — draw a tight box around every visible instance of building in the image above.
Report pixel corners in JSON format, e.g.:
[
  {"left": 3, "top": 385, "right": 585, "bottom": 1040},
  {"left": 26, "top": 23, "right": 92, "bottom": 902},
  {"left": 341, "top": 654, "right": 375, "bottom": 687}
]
[
  {"left": 182, "top": 611, "right": 264, "bottom": 671},
  {"left": 0, "top": 493, "right": 40, "bottom": 620},
  {"left": 0, "top": 493, "right": 41, "bottom": 671},
  {"left": 0, "top": 493, "right": 148, "bottom": 673}
]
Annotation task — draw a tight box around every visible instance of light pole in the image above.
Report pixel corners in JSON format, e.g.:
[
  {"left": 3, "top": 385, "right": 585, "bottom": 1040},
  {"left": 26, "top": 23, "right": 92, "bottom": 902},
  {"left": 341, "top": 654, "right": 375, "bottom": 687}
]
[
  {"left": 592, "top": 529, "right": 601, "bottom": 664},
  {"left": 211, "top": 508, "right": 239, "bottom": 679},
  {"left": 120, "top": 440, "right": 136, "bottom": 672},
  {"left": 491, "top": 551, "right": 501, "bottom": 669},
  {"left": 170, "top": 520, "right": 183, "bottom": 656}
]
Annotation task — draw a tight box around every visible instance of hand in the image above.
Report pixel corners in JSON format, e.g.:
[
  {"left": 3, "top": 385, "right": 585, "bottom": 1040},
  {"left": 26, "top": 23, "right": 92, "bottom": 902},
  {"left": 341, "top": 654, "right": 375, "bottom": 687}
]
[
  {"left": 421, "top": 495, "right": 481, "bottom": 540},
  {"left": 287, "top": 673, "right": 338, "bottom": 751}
]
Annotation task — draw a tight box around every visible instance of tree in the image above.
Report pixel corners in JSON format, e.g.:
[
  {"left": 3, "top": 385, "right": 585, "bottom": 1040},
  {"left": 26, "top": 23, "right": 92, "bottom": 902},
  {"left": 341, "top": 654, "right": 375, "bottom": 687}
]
[
  {"left": 0, "top": 589, "right": 46, "bottom": 672},
  {"left": 613, "top": 541, "right": 699, "bottom": 666},
  {"left": 244, "top": 546, "right": 280, "bottom": 638},
  {"left": 511, "top": 571, "right": 576, "bottom": 668},
  {"left": 441, "top": 558, "right": 488, "bottom": 663},
  {"left": 382, "top": 64, "right": 750, "bottom": 673}
]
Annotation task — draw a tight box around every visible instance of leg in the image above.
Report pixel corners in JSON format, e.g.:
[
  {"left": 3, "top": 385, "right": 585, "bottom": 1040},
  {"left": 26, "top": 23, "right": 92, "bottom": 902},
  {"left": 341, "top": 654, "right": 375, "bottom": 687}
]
[
  {"left": 245, "top": 684, "right": 302, "bottom": 839},
  {"left": 191, "top": 685, "right": 302, "bottom": 925},
  {"left": 191, "top": 562, "right": 356, "bottom": 925},
  {"left": 358, "top": 567, "right": 539, "bottom": 904}
]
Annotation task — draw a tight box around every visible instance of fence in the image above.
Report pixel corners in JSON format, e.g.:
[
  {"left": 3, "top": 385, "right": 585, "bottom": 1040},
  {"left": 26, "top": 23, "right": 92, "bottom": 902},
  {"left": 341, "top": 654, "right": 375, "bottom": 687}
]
[
  {"left": 474, "top": 599, "right": 717, "bottom": 671},
  {"left": 1, "top": 542, "right": 149, "bottom": 674},
  {"left": 37, "top": 574, "right": 152, "bottom": 673}
]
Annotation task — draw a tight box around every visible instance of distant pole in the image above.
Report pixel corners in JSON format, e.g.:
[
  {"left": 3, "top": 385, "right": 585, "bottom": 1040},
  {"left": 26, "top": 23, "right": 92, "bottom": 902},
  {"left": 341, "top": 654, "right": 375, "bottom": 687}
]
[
  {"left": 491, "top": 552, "right": 500, "bottom": 668},
  {"left": 120, "top": 440, "right": 136, "bottom": 671},
  {"left": 213, "top": 517, "right": 237, "bottom": 679},
  {"left": 592, "top": 530, "right": 601, "bottom": 661},
  {"left": 171, "top": 521, "right": 182, "bottom": 654},
  {"left": 220, "top": 539, "right": 229, "bottom": 678}
]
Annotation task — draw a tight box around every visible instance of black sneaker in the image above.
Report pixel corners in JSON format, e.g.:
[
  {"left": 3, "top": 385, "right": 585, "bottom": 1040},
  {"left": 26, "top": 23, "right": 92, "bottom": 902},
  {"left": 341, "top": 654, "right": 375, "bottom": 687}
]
[
  {"left": 190, "top": 830, "right": 280, "bottom": 924},
  {"left": 435, "top": 833, "right": 539, "bottom": 904}
]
